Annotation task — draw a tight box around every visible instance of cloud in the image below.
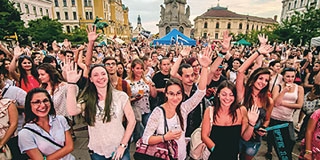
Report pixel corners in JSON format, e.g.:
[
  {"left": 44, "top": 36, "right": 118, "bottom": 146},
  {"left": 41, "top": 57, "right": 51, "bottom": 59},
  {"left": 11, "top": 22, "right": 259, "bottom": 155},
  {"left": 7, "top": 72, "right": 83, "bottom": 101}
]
[{"left": 123, "top": 0, "right": 282, "bottom": 33}]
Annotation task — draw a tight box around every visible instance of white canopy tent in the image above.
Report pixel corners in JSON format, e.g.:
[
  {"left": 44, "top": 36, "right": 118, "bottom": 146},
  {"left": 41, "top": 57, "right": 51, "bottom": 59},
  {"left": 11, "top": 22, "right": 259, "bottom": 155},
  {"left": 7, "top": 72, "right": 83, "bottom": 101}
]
[{"left": 311, "top": 36, "right": 320, "bottom": 47}]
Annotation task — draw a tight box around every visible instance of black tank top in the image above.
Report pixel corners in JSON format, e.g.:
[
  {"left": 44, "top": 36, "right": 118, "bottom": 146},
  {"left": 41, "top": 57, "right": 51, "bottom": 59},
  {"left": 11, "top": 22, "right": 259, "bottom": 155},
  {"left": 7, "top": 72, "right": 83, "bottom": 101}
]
[{"left": 209, "top": 125, "right": 242, "bottom": 160}]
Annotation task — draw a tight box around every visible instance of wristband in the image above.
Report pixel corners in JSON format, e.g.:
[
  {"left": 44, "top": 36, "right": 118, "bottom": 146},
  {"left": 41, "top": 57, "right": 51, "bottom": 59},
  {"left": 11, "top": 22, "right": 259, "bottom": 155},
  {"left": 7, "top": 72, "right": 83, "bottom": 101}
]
[
  {"left": 210, "top": 146, "right": 215, "bottom": 152},
  {"left": 217, "top": 53, "right": 225, "bottom": 59},
  {"left": 120, "top": 143, "right": 127, "bottom": 148},
  {"left": 67, "top": 82, "right": 77, "bottom": 85},
  {"left": 248, "top": 122, "right": 255, "bottom": 127},
  {"left": 219, "top": 51, "right": 227, "bottom": 55},
  {"left": 256, "top": 50, "right": 261, "bottom": 55},
  {"left": 305, "top": 149, "right": 312, "bottom": 154},
  {"left": 43, "top": 155, "right": 47, "bottom": 160},
  {"left": 162, "top": 135, "right": 166, "bottom": 142}
]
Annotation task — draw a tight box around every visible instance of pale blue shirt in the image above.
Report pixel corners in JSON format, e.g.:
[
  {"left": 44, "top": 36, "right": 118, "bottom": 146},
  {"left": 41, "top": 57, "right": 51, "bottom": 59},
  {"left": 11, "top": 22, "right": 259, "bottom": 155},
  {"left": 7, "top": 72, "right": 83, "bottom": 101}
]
[{"left": 18, "top": 115, "right": 75, "bottom": 160}]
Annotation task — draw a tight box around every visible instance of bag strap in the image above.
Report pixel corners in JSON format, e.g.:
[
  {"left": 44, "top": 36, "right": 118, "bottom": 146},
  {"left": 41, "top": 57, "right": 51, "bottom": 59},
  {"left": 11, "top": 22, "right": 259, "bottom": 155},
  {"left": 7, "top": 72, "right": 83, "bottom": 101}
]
[
  {"left": 270, "top": 74, "right": 278, "bottom": 93},
  {"left": 158, "top": 106, "right": 169, "bottom": 133},
  {"left": 1, "top": 85, "right": 10, "bottom": 97},
  {"left": 209, "top": 106, "right": 213, "bottom": 127},
  {"left": 23, "top": 127, "right": 64, "bottom": 148}
]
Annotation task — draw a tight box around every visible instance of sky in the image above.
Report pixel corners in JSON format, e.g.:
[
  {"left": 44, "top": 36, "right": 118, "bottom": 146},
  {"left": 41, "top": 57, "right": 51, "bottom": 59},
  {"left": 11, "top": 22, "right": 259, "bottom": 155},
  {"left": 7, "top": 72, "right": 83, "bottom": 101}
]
[{"left": 122, "top": 0, "right": 282, "bottom": 33}]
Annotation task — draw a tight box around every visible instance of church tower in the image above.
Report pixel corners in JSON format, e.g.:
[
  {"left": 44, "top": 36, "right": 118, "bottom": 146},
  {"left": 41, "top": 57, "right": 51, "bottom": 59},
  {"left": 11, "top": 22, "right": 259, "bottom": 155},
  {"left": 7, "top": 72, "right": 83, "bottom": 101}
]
[
  {"left": 158, "top": 0, "right": 192, "bottom": 37},
  {"left": 132, "top": 15, "right": 145, "bottom": 38}
]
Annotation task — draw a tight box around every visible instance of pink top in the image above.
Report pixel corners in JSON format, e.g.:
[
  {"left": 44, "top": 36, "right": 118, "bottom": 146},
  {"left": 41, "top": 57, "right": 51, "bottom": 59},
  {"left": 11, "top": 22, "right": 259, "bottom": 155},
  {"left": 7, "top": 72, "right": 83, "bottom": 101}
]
[
  {"left": 310, "top": 109, "right": 320, "bottom": 151},
  {"left": 20, "top": 75, "right": 39, "bottom": 92},
  {"left": 271, "top": 84, "right": 298, "bottom": 121}
]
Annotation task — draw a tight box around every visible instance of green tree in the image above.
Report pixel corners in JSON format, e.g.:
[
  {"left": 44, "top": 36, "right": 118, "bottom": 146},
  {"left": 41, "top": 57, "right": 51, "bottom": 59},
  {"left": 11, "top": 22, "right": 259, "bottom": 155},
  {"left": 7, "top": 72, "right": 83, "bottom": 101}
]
[
  {"left": 0, "top": 0, "right": 25, "bottom": 40},
  {"left": 27, "top": 16, "right": 65, "bottom": 43},
  {"left": 65, "top": 27, "right": 88, "bottom": 45}
]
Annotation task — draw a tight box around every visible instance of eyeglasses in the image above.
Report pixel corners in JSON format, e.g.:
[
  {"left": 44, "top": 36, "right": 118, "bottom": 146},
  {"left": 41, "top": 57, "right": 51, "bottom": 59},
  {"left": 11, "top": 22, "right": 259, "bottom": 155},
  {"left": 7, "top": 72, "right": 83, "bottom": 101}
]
[
  {"left": 31, "top": 98, "right": 50, "bottom": 106},
  {"left": 166, "top": 91, "right": 183, "bottom": 97},
  {"left": 105, "top": 62, "right": 116, "bottom": 67}
]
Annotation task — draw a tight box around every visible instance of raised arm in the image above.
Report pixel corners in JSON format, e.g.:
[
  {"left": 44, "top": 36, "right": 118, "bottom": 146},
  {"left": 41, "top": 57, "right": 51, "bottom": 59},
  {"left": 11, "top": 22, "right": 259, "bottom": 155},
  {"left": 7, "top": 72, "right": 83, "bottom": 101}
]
[
  {"left": 65, "top": 61, "right": 82, "bottom": 115},
  {"left": 9, "top": 45, "right": 23, "bottom": 81},
  {"left": 0, "top": 102, "right": 18, "bottom": 149},
  {"left": 0, "top": 43, "right": 13, "bottom": 59},
  {"left": 85, "top": 25, "right": 99, "bottom": 67},
  {"left": 304, "top": 113, "right": 318, "bottom": 160},
  {"left": 170, "top": 46, "right": 191, "bottom": 79}
]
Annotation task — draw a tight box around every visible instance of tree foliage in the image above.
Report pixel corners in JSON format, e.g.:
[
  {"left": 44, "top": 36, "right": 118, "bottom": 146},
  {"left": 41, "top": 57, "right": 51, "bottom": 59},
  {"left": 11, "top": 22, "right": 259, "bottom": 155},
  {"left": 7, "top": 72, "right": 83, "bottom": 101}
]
[
  {"left": 65, "top": 27, "right": 88, "bottom": 45},
  {"left": 0, "top": 0, "right": 24, "bottom": 40},
  {"left": 27, "top": 16, "right": 65, "bottom": 43}
]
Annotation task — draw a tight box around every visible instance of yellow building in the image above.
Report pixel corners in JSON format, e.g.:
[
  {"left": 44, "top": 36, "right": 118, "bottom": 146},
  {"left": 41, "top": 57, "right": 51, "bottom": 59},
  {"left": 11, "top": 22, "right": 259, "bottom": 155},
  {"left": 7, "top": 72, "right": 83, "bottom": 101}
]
[
  {"left": 193, "top": 4, "right": 277, "bottom": 40},
  {"left": 52, "top": 0, "right": 130, "bottom": 40}
]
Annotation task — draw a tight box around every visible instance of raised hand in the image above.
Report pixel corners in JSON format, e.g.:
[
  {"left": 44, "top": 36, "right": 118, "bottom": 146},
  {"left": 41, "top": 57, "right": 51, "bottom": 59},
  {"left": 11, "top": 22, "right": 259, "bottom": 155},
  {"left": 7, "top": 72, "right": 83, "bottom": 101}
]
[
  {"left": 258, "top": 34, "right": 268, "bottom": 46},
  {"left": 247, "top": 105, "right": 260, "bottom": 125},
  {"left": 64, "top": 61, "right": 82, "bottom": 83},
  {"left": 180, "top": 46, "right": 191, "bottom": 57},
  {"left": 63, "top": 39, "right": 71, "bottom": 49},
  {"left": 86, "top": 25, "right": 99, "bottom": 42},
  {"left": 220, "top": 30, "right": 232, "bottom": 52},
  {"left": 257, "top": 44, "right": 274, "bottom": 55},
  {"left": 13, "top": 44, "right": 23, "bottom": 58},
  {"left": 52, "top": 40, "right": 60, "bottom": 52},
  {"left": 198, "top": 46, "right": 213, "bottom": 68}
]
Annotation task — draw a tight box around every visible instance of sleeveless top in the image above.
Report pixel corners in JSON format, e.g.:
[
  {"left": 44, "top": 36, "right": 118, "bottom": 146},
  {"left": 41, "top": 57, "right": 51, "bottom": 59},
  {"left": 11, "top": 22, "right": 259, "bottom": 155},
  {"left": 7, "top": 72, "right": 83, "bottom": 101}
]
[
  {"left": 229, "top": 70, "right": 237, "bottom": 84},
  {"left": 271, "top": 84, "right": 299, "bottom": 121},
  {"left": 209, "top": 125, "right": 242, "bottom": 160},
  {"left": 20, "top": 75, "right": 39, "bottom": 92}
]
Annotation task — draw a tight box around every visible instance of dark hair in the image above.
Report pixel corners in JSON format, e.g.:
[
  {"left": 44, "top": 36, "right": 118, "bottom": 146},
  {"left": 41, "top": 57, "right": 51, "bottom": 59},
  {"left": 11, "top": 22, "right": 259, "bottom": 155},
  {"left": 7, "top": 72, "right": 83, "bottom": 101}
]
[
  {"left": 24, "top": 88, "right": 56, "bottom": 123},
  {"left": 303, "top": 49, "right": 311, "bottom": 57},
  {"left": 178, "top": 63, "right": 192, "bottom": 76},
  {"left": 164, "top": 78, "right": 184, "bottom": 130},
  {"left": 141, "top": 55, "right": 150, "bottom": 62},
  {"left": 37, "top": 63, "right": 65, "bottom": 95},
  {"left": 103, "top": 56, "right": 117, "bottom": 64},
  {"left": 117, "top": 62, "right": 127, "bottom": 79},
  {"left": 78, "top": 65, "right": 113, "bottom": 125},
  {"left": 213, "top": 80, "right": 239, "bottom": 123},
  {"left": 0, "top": 58, "right": 10, "bottom": 76},
  {"left": 243, "top": 68, "right": 271, "bottom": 110},
  {"left": 43, "top": 55, "right": 59, "bottom": 69},
  {"left": 281, "top": 67, "right": 296, "bottom": 75},
  {"left": 232, "top": 58, "right": 243, "bottom": 65},
  {"left": 269, "top": 60, "right": 281, "bottom": 67},
  {"left": 18, "top": 55, "right": 39, "bottom": 87},
  {"left": 186, "top": 57, "right": 198, "bottom": 66},
  {"left": 160, "top": 57, "right": 170, "bottom": 65}
]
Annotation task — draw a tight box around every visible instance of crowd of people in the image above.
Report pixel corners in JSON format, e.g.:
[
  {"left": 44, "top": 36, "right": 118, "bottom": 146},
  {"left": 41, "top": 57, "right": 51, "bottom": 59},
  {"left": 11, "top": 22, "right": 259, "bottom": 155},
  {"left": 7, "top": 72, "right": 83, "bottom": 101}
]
[{"left": 0, "top": 24, "right": 320, "bottom": 160}]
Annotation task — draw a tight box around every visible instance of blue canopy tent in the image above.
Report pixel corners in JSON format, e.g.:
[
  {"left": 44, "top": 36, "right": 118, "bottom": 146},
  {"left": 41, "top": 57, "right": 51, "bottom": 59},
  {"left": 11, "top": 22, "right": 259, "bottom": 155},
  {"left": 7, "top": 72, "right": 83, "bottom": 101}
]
[{"left": 153, "top": 29, "right": 196, "bottom": 46}]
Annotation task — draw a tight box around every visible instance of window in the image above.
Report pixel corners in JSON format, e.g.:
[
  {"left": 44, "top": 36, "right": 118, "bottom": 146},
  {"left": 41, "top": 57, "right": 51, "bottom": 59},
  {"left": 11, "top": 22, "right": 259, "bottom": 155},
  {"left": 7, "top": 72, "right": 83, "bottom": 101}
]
[
  {"left": 72, "top": 0, "right": 76, "bottom": 6},
  {"left": 46, "top": 9, "right": 49, "bottom": 16},
  {"left": 204, "top": 22, "right": 208, "bottom": 28},
  {"left": 63, "top": 0, "right": 67, "bottom": 7},
  {"left": 88, "top": 0, "right": 92, "bottom": 6},
  {"left": 179, "top": 26, "right": 184, "bottom": 34},
  {"left": 25, "top": 4, "right": 29, "bottom": 14},
  {"left": 246, "top": 24, "right": 249, "bottom": 30},
  {"left": 33, "top": 6, "right": 37, "bottom": 16},
  {"left": 73, "top": 12, "right": 77, "bottom": 20},
  {"left": 300, "top": 0, "right": 304, "bottom": 7},
  {"left": 256, "top": 25, "right": 258, "bottom": 30},
  {"left": 252, "top": 24, "right": 254, "bottom": 30},
  {"left": 166, "top": 26, "right": 170, "bottom": 34},
  {"left": 294, "top": 1, "right": 297, "bottom": 8},
  {"left": 239, "top": 23, "right": 243, "bottom": 29},
  {"left": 215, "top": 33, "right": 219, "bottom": 39},
  {"left": 56, "top": 12, "right": 60, "bottom": 20},
  {"left": 216, "top": 22, "right": 219, "bottom": 29},
  {"left": 203, "top": 33, "right": 207, "bottom": 38},
  {"left": 16, "top": 3, "right": 21, "bottom": 12},
  {"left": 40, "top": 8, "right": 43, "bottom": 16},
  {"left": 54, "top": 0, "right": 59, "bottom": 7},
  {"left": 227, "top": 22, "right": 231, "bottom": 29},
  {"left": 260, "top": 26, "right": 263, "bottom": 30},
  {"left": 85, "top": 12, "right": 89, "bottom": 19},
  {"left": 288, "top": 3, "right": 291, "bottom": 10},
  {"left": 86, "top": 12, "right": 93, "bottom": 19},
  {"left": 66, "top": 26, "right": 71, "bottom": 33},
  {"left": 84, "top": 0, "right": 90, "bottom": 6},
  {"left": 89, "top": 12, "right": 93, "bottom": 19},
  {"left": 65, "top": 12, "right": 69, "bottom": 20}
]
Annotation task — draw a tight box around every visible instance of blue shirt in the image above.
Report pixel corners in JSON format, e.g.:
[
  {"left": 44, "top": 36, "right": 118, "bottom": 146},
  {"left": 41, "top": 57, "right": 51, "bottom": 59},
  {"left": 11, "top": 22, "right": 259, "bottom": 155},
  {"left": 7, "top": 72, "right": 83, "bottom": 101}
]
[{"left": 18, "top": 115, "right": 75, "bottom": 160}]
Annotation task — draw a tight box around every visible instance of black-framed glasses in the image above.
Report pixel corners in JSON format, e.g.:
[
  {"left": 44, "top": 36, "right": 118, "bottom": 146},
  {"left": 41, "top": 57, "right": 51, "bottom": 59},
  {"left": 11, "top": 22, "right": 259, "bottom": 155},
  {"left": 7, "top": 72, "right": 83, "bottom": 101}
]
[
  {"left": 166, "top": 91, "right": 183, "bottom": 97},
  {"left": 31, "top": 98, "right": 50, "bottom": 106}
]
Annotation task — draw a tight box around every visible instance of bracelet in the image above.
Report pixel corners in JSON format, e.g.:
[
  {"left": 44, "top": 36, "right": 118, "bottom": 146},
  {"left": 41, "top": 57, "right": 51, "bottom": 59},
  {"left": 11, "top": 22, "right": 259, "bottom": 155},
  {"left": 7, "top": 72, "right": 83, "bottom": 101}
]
[
  {"left": 162, "top": 135, "right": 166, "bottom": 142},
  {"left": 67, "top": 82, "right": 77, "bottom": 85},
  {"left": 219, "top": 51, "right": 227, "bottom": 55},
  {"left": 217, "top": 53, "right": 225, "bottom": 59},
  {"left": 210, "top": 146, "right": 215, "bottom": 152},
  {"left": 119, "top": 143, "right": 127, "bottom": 148},
  {"left": 248, "top": 122, "right": 255, "bottom": 127},
  {"left": 43, "top": 155, "right": 47, "bottom": 160},
  {"left": 305, "top": 149, "right": 312, "bottom": 154},
  {"left": 256, "top": 50, "right": 261, "bottom": 55}
]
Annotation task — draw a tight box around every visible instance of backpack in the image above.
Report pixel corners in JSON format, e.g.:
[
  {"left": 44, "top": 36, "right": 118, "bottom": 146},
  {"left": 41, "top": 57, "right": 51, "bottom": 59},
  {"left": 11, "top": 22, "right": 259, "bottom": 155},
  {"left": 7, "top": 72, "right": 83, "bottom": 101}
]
[{"left": 189, "top": 106, "right": 213, "bottom": 160}]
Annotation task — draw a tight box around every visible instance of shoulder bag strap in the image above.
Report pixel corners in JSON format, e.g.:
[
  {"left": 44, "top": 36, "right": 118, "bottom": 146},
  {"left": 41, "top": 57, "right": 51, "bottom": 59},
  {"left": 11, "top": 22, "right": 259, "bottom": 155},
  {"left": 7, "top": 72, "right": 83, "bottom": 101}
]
[
  {"left": 23, "top": 127, "right": 64, "bottom": 148},
  {"left": 1, "top": 86, "right": 10, "bottom": 97},
  {"left": 270, "top": 74, "right": 278, "bottom": 93},
  {"left": 159, "top": 106, "right": 169, "bottom": 133}
]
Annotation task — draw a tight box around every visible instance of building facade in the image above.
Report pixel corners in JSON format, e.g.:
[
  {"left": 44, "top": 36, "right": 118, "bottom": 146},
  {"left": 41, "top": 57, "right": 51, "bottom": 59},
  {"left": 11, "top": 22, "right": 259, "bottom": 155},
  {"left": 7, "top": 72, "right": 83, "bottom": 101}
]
[
  {"left": 158, "top": 0, "right": 192, "bottom": 37},
  {"left": 193, "top": 4, "right": 277, "bottom": 40},
  {"left": 280, "top": 0, "right": 319, "bottom": 22},
  {"left": 50, "top": 0, "right": 130, "bottom": 39},
  {"left": 12, "top": 0, "right": 53, "bottom": 27}
]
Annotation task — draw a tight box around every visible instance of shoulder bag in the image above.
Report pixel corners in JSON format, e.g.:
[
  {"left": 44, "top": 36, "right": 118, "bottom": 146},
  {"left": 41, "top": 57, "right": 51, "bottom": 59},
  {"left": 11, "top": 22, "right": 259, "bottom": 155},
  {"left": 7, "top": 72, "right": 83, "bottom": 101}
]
[{"left": 133, "top": 106, "right": 178, "bottom": 160}]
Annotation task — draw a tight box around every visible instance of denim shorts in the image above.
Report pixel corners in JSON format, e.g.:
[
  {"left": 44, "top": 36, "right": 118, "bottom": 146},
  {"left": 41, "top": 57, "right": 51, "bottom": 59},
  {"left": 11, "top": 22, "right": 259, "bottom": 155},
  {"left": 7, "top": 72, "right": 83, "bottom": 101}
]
[{"left": 239, "top": 139, "right": 261, "bottom": 156}]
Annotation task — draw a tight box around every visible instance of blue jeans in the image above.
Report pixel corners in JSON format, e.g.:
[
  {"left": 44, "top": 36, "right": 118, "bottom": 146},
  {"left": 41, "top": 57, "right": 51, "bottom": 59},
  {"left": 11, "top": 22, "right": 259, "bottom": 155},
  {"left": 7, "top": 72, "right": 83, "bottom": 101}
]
[
  {"left": 89, "top": 150, "right": 111, "bottom": 160},
  {"left": 142, "top": 113, "right": 151, "bottom": 127}
]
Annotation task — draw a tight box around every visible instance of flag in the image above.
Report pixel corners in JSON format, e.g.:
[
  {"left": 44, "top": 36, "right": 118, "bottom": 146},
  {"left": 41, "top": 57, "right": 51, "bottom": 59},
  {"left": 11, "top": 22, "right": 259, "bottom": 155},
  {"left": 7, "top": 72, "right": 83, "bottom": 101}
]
[
  {"left": 140, "top": 30, "right": 151, "bottom": 38},
  {"left": 177, "top": 35, "right": 189, "bottom": 44}
]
